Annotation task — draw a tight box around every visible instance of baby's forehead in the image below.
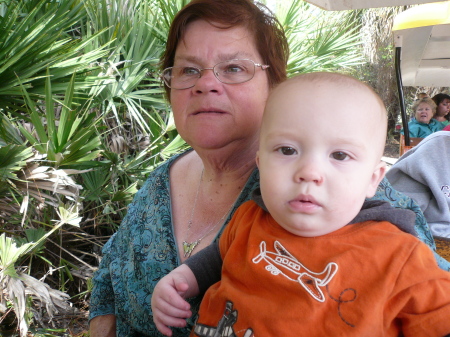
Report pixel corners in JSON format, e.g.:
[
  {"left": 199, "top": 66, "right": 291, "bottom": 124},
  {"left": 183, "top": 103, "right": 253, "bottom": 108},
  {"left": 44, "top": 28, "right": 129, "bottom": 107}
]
[
  {"left": 268, "top": 76, "right": 383, "bottom": 114},
  {"left": 263, "top": 74, "right": 387, "bottom": 143},
  {"left": 278, "top": 75, "right": 372, "bottom": 96}
]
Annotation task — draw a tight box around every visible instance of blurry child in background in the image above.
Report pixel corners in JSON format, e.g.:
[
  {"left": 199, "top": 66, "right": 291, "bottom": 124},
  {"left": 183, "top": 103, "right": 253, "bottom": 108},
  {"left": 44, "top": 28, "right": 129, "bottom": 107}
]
[{"left": 416, "top": 92, "right": 429, "bottom": 100}]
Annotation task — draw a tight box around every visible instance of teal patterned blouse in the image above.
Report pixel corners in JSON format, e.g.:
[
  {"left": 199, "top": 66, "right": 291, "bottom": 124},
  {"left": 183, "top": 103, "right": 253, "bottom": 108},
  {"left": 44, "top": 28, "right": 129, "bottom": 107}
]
[
  {"left": 89, "top": 152, "right": 260, "bottom": 336},
  {"left": 89, "top": 151, "right": 449, "bottom": 337}
]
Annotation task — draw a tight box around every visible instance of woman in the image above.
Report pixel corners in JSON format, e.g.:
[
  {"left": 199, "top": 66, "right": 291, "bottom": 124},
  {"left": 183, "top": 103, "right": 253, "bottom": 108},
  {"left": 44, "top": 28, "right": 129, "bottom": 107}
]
[
  {"left": 89, "top": 0, "right": 447, "bottom": 336},
  {"left": 405, "top": 97, "right": 443, "bottom": 138},
  {"left": 432, "top": 93, "right": 450, "bottom": 127},
  {"left": 89, "top": 1, "right": 289, "bottom": 336}
]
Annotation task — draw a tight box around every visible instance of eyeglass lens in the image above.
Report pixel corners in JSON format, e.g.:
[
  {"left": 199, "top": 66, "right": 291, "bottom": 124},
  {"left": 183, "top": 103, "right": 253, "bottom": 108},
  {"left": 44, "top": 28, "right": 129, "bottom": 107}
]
[{"left": 163, "top": 59, "right": 257, "bottom": 89}]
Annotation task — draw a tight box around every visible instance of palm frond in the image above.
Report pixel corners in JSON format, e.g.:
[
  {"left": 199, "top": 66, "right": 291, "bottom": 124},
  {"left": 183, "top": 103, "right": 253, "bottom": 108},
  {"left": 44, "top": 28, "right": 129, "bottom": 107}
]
[
  {"left": 276, "top": 0, "right": 364, "bottom": 76},
  {"left": 0, "top": 145, "right": 33, "bottom": 181},
  {"left": 0, "top": 0, "right": 109, "bottom": 113}
]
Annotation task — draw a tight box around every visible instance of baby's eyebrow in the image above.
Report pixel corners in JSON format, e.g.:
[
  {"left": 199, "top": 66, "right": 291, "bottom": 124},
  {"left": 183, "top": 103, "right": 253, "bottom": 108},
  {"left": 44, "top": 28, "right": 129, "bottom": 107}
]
[{"left": 332, "top": 137, "right": 368, "bottom": 150}]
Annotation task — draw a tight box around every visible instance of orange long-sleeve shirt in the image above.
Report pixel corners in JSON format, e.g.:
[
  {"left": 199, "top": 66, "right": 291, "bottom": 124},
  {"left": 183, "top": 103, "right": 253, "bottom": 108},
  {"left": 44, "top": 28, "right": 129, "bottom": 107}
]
[{"left": 192, "top": 200, "right": 450, "bottom": 337}]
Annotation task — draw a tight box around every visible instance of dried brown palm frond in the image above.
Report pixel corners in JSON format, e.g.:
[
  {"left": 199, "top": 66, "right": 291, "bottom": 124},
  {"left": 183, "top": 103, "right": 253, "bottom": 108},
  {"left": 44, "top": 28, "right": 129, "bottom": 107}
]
[
  {"left": 1, "top": 272, "right": 75, "bottom": 336},
  {"left": 9, "top": 161, "right": 88, "bottom": 224},
  {"left": 1, "top": 199, "right": 81, "bottom": 336},
  {"left": 108, "top": 134, "right": 129, "bottom": 155},
  {"left": 0, "top": 198, "right": 19, "bottom": 217}
]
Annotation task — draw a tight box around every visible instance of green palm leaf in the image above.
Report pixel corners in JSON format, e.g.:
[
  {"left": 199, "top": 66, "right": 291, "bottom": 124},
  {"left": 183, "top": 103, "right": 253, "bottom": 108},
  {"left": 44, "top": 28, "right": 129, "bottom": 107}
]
[
  {"left": 0, "top": 145, "right": 33, "bottom": 181},
  {"left": 14, "top": 72, "right": 102, "bottom": 168},
  {"left": 275, "top": 0, "right": 363, "bottom": 76},
  {"left": 0, "top": 0, "right": 109, "bottom": 113}
]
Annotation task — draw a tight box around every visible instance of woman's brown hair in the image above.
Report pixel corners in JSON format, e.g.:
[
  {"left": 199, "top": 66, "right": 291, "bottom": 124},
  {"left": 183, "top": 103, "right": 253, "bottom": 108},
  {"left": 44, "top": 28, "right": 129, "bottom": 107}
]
[{"left": 161, "top": 0, "right": 289, "bottom": 100}]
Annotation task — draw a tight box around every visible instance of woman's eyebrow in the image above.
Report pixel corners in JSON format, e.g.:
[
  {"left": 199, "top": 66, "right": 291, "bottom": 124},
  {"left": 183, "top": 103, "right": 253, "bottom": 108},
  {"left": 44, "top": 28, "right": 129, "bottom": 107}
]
[
  {"left": 216, "top": 52, "right": 253, "bottom": 60},
  {"left": 173, "top": 55, "right": 202, "bottom": 64},
  {"left": 174, "top": 52, "right": 255, "bottom": 64}
]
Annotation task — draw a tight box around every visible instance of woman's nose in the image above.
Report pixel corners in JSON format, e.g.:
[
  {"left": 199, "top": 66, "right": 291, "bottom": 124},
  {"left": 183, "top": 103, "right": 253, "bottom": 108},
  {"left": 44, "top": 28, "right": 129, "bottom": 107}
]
[{"left": 192, "top": 68, "right": 222, "bottom": 93}]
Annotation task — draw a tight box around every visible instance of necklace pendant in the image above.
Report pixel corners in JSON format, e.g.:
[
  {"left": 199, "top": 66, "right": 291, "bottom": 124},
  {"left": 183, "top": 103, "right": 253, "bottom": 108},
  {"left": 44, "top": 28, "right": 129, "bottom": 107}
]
[{"left": 183, "top": 240, "right": 199, "bottom": 258}]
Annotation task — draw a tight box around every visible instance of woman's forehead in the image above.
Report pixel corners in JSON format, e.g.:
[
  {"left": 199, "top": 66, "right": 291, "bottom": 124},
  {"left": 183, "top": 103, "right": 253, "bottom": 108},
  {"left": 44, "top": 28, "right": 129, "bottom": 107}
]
[{"left": 175, "top": 20, "right": 257, "bottom": 58}]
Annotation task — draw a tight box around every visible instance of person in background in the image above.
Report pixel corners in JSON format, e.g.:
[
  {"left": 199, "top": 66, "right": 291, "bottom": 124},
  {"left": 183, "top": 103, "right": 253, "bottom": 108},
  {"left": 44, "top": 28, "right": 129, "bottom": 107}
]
[
  {"left": 432, "top": 93, "right": 450, "bottom": 127},
  {"left": 152, "top": 73, "right": 450, "bottom": 337},
  {"left": 405, "top": 97, "right": 443, "bottom": 138},
  {"left": 387, "top": 131, "right": 450, "bottom": 238},
  {"left": 416, "top": 92, "right": 429, "bottom": 100}
]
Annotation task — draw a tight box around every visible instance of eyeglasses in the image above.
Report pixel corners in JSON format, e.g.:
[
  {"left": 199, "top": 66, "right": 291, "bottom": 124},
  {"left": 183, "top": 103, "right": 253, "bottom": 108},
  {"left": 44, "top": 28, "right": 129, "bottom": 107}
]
[{"left": 161, "top": 59, "right": 270, "bottom": 90}]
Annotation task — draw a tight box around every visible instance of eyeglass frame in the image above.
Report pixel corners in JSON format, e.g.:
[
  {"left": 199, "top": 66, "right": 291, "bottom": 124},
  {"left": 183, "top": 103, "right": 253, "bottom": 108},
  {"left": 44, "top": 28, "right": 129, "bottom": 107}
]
[{"left": 161, "top": 59, "right": 270, "bottom": 90}]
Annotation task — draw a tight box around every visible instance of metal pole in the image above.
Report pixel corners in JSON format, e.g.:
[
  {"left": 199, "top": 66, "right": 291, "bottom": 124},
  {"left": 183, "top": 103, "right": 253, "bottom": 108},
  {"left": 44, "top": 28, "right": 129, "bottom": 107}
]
[{"left": 395, "top": 45, "right": 410, "bottom": 146}]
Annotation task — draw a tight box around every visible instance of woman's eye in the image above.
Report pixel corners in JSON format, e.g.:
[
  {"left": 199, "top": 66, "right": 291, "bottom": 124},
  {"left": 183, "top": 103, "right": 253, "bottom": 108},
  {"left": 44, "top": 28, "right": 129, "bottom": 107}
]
[
  {"left": 331, "top": 151, "right": 349, "bottom": 161},
  {"left": 181, "top": 67, "right": 199, "bottom": 76},
  {"left": 224, "top": 65, "right": 244, "bottom": 73},
  {"left": 277, "top": 147, "right": 297, "bottom": 156}
]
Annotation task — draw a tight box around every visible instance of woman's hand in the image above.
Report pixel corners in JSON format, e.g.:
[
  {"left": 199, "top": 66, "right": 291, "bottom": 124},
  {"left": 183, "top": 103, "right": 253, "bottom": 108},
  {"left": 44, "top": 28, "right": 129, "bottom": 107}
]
[{"left": 152, "top": 264, "right": 198, "bottom": 336}]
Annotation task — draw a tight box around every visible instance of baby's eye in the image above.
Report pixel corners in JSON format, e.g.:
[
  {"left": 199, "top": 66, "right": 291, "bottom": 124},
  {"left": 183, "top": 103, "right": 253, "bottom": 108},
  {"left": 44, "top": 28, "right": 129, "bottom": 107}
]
[
  {"left": 277, "top": 147, "right": 297, "bottom": 156},
  {"left": 331, "top": 151, "right": 349, "bottom": 161},
  {"left": 279, "top": 147, "right": 297, "bottom": 155}
]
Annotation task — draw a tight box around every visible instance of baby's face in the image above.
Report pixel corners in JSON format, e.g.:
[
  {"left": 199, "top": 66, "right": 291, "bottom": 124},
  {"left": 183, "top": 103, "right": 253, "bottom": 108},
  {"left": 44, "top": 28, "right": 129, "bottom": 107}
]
[
  {"left": 257, "top": 79, "right": 386, "bottom": 237},
  {"left": 415, "top": 103, "right": 433, "bottom": 124}
]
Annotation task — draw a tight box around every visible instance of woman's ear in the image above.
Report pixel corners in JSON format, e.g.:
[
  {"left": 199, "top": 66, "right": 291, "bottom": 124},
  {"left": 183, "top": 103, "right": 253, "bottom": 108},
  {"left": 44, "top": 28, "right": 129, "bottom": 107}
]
[{"left": 366, "top": 161, "right": 387, "bottom": 198}]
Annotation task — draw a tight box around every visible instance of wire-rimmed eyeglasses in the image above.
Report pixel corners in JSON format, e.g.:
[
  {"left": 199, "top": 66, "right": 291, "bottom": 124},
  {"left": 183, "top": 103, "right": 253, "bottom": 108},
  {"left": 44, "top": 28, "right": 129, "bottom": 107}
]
[{"left": 161, "top": 59, "right": 270, "bottom": 90}]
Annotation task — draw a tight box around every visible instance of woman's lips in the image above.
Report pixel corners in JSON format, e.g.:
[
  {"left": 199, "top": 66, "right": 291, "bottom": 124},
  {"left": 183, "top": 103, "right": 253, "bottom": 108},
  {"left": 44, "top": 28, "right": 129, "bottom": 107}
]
[
  {"left": 192, "top": 107, "right": 227, "bottom": 115},
  {"left": 193, "top": 111, "right": 223, "bottom": 115}
]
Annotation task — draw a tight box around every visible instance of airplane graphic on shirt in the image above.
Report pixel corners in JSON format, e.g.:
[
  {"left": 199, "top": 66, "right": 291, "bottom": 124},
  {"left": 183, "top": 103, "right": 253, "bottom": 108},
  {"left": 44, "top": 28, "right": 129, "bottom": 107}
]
[{"left": 252, "top": 240, "right": 338, "bottom": 302}]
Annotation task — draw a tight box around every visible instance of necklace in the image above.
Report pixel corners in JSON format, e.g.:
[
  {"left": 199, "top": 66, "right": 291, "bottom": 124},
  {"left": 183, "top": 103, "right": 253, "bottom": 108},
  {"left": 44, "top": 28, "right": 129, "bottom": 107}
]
[{"left": 182, "top": 169, "right": 238, "bottom": 258}]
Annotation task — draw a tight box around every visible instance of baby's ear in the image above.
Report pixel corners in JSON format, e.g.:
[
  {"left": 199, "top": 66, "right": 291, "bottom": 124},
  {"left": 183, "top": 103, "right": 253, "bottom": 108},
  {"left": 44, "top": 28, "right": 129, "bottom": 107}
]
[
  {"left": 255, "top": 151, "right": 260, "bottom": 168},
  {"left": 366, "top": 161, "right": 387, "bottom": 198}
]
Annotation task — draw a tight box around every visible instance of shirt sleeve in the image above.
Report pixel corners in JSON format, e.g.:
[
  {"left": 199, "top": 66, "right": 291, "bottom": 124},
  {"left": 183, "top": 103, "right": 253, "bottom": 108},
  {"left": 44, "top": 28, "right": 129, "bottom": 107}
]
[
  {"left": 184, "top": 243, "right": 223, "bottom": 295},
  {"left": 88, "top": 234, "right": 117, "bottom": 321},
  {"left": 388, "top": 241, "right": 450, "bottom": 337}
]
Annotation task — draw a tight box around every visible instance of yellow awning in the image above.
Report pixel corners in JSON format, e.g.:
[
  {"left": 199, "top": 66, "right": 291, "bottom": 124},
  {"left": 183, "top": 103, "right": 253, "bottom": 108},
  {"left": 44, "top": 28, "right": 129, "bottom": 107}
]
[
  {"left": 393, "top": 1, "right": 450, "bottom": 29},
  {"left": 304, "top": 0, "right": 441, "bottom": 11},
  {"left": 393, "top": 1, "right": 450, "bottom": 86}
]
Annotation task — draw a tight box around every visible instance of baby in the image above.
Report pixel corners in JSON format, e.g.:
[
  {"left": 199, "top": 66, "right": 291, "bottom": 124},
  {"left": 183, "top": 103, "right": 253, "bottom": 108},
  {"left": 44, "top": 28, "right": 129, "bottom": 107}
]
[{"left": 152, "top": 73, "right": 450, "bottom": 337}]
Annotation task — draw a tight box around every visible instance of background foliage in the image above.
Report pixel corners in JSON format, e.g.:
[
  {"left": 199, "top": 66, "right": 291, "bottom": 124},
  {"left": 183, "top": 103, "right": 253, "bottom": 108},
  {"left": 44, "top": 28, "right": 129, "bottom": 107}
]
[{"left": 0, "top": 0, "right": 433, "bottom": 335}]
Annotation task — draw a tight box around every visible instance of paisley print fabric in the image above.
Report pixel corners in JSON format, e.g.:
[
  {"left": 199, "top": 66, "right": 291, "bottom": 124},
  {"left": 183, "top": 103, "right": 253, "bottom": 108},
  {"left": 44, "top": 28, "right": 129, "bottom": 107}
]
[{"left": 89, "top": 152, "right": 260, "bottom": 336}]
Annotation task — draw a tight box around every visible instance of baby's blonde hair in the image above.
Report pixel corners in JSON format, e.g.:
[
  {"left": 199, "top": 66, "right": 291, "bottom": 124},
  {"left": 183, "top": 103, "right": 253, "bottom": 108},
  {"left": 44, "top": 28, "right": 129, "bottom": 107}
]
[{"left": 269, "top": 72, "right": 388, "bottom": 158}]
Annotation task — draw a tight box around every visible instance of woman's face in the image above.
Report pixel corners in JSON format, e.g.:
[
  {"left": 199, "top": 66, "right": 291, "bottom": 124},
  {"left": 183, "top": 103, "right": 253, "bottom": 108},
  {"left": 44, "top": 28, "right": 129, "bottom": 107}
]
[
  {"left": 436, "top": 99, "right": 450, "bottom": 117},
  {"left": 415, "top": 102, "right": 433, "bottom": 124},
  {"left": 170, "top": 20, "right": 270, "bottom": 152}
]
